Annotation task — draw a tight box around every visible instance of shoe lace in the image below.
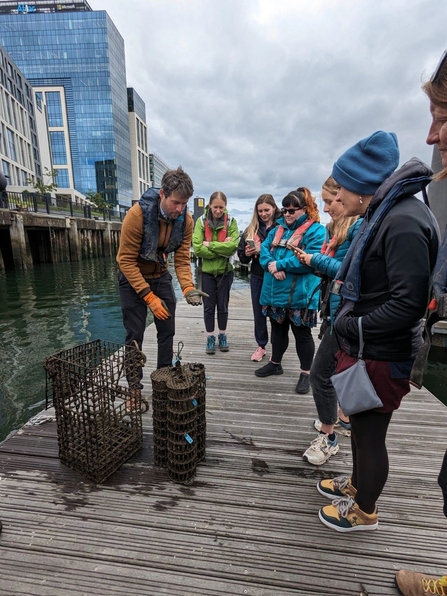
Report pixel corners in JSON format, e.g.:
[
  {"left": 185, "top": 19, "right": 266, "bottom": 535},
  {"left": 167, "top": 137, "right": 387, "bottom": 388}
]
[
  {"left": 254, "top": 347, "right": 264, "bottom": 357},
  {"left": 331, "top": 475, "right": 351, "bottom": 491},
  {"left": 331, "top": 496, "right": 356, "bottom": 518},
  {"left": 422, "top": 576, "right": 447, "bottom": 595},
  {"left": 310, "top": 434, "right": 329, "bottom": 450},
  {"left": 207, "top": 336, "right": 215, "bottom": 347}
]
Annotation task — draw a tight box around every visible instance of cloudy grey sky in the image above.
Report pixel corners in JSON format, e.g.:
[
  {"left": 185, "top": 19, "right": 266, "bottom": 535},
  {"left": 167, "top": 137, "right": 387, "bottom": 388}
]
[{"left": 90, "top": 0, "right": 447, "bottom": 228}]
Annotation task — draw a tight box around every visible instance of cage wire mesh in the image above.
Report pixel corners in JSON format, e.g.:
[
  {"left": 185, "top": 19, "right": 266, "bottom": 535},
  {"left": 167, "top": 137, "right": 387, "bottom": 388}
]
[
  {"left": 183, "top": 362, "right": 206, "bottom": 462},
  {"left": 166, "top": 372, "right": 198, "bottom": 483},
  {"left": 151, "top": 353, "right": 207, "bottom": 483},
  {"left": 44, "top": 339, "right": 147, "bottom": 484},
  {"left": 150, "top": 366, "right": 172, "bottom": 467}
]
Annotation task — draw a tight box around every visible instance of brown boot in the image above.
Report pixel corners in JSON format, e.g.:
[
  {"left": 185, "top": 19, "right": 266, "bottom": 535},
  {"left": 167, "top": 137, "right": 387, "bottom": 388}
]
[{"left": 395, "top": 570, "right": 447, "bottom": 596}]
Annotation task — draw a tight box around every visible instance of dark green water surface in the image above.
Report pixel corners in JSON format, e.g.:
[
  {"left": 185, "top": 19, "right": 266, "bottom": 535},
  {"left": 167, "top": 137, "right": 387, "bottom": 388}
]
[{"left": 0, "top": 257, "right": 248, "bottom": 443}]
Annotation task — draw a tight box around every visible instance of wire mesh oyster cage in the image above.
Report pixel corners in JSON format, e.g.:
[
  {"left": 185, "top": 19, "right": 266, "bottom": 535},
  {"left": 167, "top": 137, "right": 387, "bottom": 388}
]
[
  {"left": 150, "top": 359, "right": 207, "bottom": 482},
  {"left": 44, "top": 339, "right": 147, "bottom": 484}
]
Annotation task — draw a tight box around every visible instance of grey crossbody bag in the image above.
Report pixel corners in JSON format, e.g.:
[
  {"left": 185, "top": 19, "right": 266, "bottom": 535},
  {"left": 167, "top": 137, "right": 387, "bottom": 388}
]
[{"left": 330, "top": 317, "right": 384, "bottom": 416}]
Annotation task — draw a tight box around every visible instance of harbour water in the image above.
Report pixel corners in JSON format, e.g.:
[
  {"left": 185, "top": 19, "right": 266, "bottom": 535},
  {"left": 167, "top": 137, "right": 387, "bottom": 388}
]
[{"left": 0, "top": 257, "right": 249, "bottom": 443}]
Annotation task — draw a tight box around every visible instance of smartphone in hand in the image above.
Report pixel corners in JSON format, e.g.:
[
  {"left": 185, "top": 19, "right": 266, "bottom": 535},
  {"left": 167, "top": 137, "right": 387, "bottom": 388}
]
[
  {"left": 287, "top": 242, "right": 302, "bottom": 254},
  {"left": 246, "top": 238, "right": 256, "bottom": 249}
]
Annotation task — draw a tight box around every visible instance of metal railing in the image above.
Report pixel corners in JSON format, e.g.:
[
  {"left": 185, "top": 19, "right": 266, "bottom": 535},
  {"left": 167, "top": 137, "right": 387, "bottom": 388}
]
[{"left": 0, "top": 191, "right": 128, "bottom": 221}]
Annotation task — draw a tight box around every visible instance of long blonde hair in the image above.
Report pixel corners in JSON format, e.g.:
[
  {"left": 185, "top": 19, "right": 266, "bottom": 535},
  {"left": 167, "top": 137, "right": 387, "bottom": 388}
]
[
  {"left": 323, "top": 176, "right": 359, "bottom": 249},
  {"left": 246, "top": 194, "right": 280, "bottom": 239},
  {"left": 423, "top": 55, "right": 447, "bottom": 181}
]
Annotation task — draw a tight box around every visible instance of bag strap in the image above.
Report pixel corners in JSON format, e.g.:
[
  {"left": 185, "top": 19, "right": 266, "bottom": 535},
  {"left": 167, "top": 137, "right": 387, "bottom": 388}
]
[{"left": 357, "top": 316, "right": 365, "bottom": 359}]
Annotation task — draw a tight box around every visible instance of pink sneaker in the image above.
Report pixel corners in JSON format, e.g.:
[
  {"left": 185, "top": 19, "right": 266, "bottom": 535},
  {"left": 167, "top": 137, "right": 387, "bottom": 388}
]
[{"left": 251, "top": 347, "right": 266, "bottom": 362}]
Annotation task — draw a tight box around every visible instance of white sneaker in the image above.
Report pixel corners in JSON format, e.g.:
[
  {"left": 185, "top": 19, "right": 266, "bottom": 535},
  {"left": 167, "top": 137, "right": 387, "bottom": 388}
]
[
  {"left": 313, "top": 418, "right": 351, "bottom": 437},
  {"left": 303, "top": 433, "right": 339, "bottom": 466}
]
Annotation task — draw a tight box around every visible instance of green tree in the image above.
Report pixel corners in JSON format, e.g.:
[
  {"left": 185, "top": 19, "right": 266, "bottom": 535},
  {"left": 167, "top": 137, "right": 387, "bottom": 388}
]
[
  {"left": 26, "top": 167, "right": 58, "bottom": 194},
  {"left": 85, "top": 190, "right": 109, "bottom": 211}
]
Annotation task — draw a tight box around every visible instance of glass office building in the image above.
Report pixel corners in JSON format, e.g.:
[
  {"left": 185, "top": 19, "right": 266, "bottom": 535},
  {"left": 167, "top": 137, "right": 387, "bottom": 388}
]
[
  {"left": 149, "top": 153, "right": 171, "bottom": 189},
  {"left": 0, "top": 1, "right": 133, "bottom": 206}
]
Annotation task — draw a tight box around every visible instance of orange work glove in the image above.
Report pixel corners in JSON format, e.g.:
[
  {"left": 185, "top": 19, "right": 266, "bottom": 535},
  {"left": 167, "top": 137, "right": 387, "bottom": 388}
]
[
  {"left": 183, "top": 286, "right": 209, "bottom": 306},
  {"left": 143, "top": 291, "right": 171, "bottom": 320}
]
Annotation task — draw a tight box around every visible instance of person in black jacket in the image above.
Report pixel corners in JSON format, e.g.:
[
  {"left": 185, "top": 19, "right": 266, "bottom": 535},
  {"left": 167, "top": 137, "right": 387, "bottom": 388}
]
[
  {"left": 316, "top": 131, "right": 439, "bottom": 533},
  {"left": 237, "top": 194, "right": 280, "bottom": 361}
]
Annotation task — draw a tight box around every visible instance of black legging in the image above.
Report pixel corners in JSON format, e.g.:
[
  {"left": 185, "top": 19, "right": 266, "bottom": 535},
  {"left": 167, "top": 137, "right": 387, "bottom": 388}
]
[
  {"left": 270, "top": 317, "right": 315, "bottom": 370},
  {"left": 350, "top": 409, "right": 393, "bottom": 514}
]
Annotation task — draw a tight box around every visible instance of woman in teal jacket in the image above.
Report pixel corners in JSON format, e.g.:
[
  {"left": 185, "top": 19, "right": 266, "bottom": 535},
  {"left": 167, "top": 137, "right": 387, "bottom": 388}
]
[
  {"left": 192, "top": 191, "right": 239, "bottom": 354},
  {"left": 293, "top": 176, "right": 360, "bottom": 466},
  {"left": 255, "top": 187, "right": 325, "bottom": 394}
]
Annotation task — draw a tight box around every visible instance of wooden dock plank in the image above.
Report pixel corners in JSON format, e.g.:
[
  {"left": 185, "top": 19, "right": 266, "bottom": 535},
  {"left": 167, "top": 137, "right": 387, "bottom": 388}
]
[{"left": 0, "top": 287, "right": 446, "bottom": 595}]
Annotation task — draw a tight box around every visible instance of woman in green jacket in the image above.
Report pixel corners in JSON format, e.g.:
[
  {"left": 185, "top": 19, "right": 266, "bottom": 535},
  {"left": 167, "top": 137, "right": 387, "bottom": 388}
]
[{"left": 192, "top": 191, "right": 239, "bottom": 354}]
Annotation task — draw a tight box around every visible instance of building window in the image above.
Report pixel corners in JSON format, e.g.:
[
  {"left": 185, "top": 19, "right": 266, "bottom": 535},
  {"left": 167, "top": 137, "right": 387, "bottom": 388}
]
[
  {"left": 21, "top": 169, "right": 27, "bottom": 186},
  {"left": 55, "top": 168, "right": 69, "bottom": 188},
  {"left": 7, "top": 129, "right": 16, "bottom": 161},
  {"left": 46, "top": 91, "right": 63, "bottom": 127},
  {"left": 35, "top": 92, "right": 43, "bottom": 112},
  {"left": 4, "top": 94, "right": 12, "bottom": 123},
  {"left": 1, "top": 160, "right": 10, "bottom": 180},
  {"left": 49, "top": 131, "right": 67, "bottom": 165}
]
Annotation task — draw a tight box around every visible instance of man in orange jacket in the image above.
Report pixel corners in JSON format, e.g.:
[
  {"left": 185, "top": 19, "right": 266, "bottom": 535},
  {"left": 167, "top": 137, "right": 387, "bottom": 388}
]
[{"left": 116, "top": 166, "right": 207, "bottom": 389}]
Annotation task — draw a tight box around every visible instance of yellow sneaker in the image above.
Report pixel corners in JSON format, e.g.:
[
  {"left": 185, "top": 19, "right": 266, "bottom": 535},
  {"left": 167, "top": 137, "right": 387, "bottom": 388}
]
[
  {"left": 318, "top": 496, "right": 378, "bottom": 532},
  {"left": 317, "top": 475, "right": 357, "bottom": 499},
  {"left": 395, "top": 570, "right": 447, "bottom": 596}
]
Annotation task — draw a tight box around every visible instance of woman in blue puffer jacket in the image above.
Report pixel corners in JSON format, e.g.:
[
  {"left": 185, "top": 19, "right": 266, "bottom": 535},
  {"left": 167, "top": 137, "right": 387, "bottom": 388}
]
[
  {"left": 254, "top": 187, "right": 325, "bottom": 394},
  {"left": 292, "top": 176, "right": 360, "bottom": 466}
]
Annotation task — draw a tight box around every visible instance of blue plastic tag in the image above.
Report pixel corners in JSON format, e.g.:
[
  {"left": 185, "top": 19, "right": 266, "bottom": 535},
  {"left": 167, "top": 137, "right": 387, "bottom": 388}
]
[
  {"left": 191, "top": 398, "right": 198, "bottom": 407},
  {"left": 185, "top": 434, "right": 194, "bottom": 444}
]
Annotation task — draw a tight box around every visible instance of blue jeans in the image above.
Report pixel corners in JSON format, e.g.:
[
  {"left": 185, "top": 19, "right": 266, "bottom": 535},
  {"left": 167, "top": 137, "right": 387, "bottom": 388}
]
[
  {"left": 250, "top": 274, "right": 268, "bottom": 348},
  {"left": 309, "top": 326, "right": 339, "bottom": 425}
]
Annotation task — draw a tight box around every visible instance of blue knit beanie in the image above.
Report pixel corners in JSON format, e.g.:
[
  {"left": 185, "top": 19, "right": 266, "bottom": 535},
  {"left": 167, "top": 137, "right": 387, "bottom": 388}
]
[{"left": 332, "top": 131, "right": 400, "bottom": 195}]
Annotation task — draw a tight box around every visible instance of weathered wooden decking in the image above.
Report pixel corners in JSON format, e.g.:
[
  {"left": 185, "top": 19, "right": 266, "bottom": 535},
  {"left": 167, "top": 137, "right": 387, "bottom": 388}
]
[{"left": 1, "top": 287, "right": 447, "bottom": 595}]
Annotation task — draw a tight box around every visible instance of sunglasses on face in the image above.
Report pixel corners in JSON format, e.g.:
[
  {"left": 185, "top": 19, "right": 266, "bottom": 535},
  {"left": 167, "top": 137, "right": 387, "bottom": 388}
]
[
  {"left": 432, "top": 49, "right": 447, "bottom": 84},
  {"left": 281, "top": 207, "right": 301, "bottom": 215}
]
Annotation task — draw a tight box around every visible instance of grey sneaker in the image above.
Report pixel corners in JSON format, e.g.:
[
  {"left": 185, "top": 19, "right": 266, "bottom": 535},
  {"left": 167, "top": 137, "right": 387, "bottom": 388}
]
[{"left": 206, "top": 335, "right": 216, "bottom": 354}]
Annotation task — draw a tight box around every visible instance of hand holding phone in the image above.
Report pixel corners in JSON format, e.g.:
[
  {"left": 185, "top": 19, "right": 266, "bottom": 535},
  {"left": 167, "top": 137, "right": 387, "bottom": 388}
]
[
  {"left": 246, "top": 238, "right": 255, "bottom": 249},
  {"left": 288, "top": 243, "right": 303, "bottom": 255}
]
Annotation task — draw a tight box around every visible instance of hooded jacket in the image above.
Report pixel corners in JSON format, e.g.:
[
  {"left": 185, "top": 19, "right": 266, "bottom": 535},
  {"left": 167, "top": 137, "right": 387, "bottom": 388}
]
[
  {"left": 192, "top": 208, "right": 239, "bottom": 277},
  {"left": 310, "top": 219, "right": 362, "bottom": 324},
  {"left": 334, "top": 158, "right": 440, "bottom": 361},
  {"left": 259, "top": 214, "right": 325, "bottom": 310}
]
